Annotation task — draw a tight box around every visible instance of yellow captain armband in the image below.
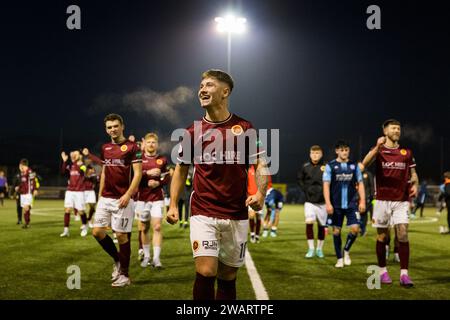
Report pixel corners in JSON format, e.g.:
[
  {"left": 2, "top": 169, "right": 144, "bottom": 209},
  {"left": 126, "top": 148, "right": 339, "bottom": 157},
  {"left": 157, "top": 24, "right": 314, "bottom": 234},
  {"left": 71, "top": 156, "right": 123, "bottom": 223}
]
[
  {"left": 80, "top": 165, "right": 87, "bottom": 172},
  {"left": 371, "top": 199, "right": 376, "bottom": 206},
  {"left": 35, "top": 178, "right": 40, "bottom": 189}
]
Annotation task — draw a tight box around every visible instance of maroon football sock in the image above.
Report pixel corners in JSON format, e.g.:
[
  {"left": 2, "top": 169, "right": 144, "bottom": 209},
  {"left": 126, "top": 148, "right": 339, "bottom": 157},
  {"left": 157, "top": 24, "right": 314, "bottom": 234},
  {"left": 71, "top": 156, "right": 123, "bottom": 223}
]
[
  {"left": 80, "top": 213, "right": 87, "bottom": 225},
  {"left": 249, "top": 218, "right": 255, "bottom": 232},
  {"left": 216, "top": 278, "right": 236, "bottom": 300},
  {"left": 96, "top": 235, "right": 119, "bottom": 262},
  {"left": 138, "top": 230, "right": 143, "bottom": 250},
  {"left": 24, "top": 209, "right": 30, "bottom": 225},
  {"left": 64, "top": 212, "right": 70, "bottom": 227},
  {"left": 399, "top": 241, "right": 410, "bottom": 270},
  {"left": 193, "top": 272, "right": 216, "bottom": 300},
  {"left": 318, "top": 225, "right": 325, "bottom": 240},
  {"left": 394, "top": 240, "right": 399, "bottom": 254},
  {"left": 256, "top": 218, "right": 261, "bottom": 235},
  {"left": 119, "top": 239, "right": 131, "bottom": 277},
  {"left": 88, "top": 206, "right": 95, "bottom": 220},
  {"left": 306, "top": 224, "right": 314, "bottom": 240},
  {"left": 74, "top": 208, "right": 78, "bottom": 216},
  {"left": 376, "top": 240, "right": 387, "bottom": 268}
]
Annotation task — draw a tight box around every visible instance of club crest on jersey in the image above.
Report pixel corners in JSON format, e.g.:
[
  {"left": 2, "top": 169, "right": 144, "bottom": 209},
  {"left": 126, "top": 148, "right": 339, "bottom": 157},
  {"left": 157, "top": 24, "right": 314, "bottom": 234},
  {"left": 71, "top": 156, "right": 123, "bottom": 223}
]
[
  {"left": 350, "top": 164, "right": 355, "bottom": 170},
  {"left": 120, "top": 145, "right": 128, "bottom": 152},
  {"left": 156, "top": 159, "right": 163, "bottom": 165},
  {"left": 400, "top": 149, "right": 407, "bottom": 156},
  {"left": 231, "top": 125, "right": 243, "bottom": 136},
  {"left": 320, "top": 165, "right": 325, "bottom": 172},
  {"left": 363, "top": 173, "right": 368, "bottom": 179},
  {"left": 192, "top": 240, "right": 199, "bottom": 252}
]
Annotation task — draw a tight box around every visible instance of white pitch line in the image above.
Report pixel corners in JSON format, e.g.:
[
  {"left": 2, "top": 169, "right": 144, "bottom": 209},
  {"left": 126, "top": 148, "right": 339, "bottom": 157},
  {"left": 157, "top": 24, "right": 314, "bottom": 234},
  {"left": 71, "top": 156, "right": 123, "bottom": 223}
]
[{"left": 244, "top": 248, "right": 269, "bottom": 300}]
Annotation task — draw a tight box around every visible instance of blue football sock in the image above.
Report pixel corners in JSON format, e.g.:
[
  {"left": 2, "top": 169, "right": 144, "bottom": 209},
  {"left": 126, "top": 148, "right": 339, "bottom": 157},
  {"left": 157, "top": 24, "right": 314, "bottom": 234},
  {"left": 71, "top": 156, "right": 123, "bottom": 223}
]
[
  {"left": 333, "top": 234, "right": 342, "bottom": 259},
  {"left": 344, "top": 233, "right": 357, "bottom": 252}
]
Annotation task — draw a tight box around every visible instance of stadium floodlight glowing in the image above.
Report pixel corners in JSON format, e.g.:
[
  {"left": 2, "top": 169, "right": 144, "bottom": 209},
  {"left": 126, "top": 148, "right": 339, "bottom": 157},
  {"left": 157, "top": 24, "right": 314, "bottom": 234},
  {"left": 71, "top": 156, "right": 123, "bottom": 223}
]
[
  {"left": 214, "top": 14, "right": 247, "bottom": 73},
  {"left": 214, "top": 15, "right": 247, "bottom": 34}
]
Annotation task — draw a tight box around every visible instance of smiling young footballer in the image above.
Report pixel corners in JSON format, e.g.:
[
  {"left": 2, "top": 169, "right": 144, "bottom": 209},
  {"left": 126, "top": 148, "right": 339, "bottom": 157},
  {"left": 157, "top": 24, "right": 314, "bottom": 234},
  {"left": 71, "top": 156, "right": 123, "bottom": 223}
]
[
  {"left": 166, "top": 69, "right": 269, "bottom": 300},
  {"left": 92, "top": 114, "right": 142, "bottom": 287}
]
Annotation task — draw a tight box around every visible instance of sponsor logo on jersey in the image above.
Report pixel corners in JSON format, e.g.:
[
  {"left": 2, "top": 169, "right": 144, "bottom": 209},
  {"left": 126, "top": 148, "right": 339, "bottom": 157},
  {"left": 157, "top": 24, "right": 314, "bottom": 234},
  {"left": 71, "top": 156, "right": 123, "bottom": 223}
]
[
  {"left": 192, "top": 240, "right": 199, "bottom": 252},
  {"left": 104, "top": 159, "right": 126, "bottom": 166},
  {"left": 382, "top": 162, "right": 406, "bottom": 170},
  {"left": 197, "top": 151, "right": 241, "bottom": 164},
  {"left": 320, "top": 165, "right": 325, "bottom": 172},
  {"left": 202, "top": 240, "right": 218, "bottom": 251},
  {"left": 350, "top": 164, "right": 355, "bottom": 170},
  {"left": 400, "top": 149, "right": 407, "bottom": 156},
  {"left": 231, "top": 125, "right": 243, "bottom": 136},
  {"left": 156, "top": 159, "right": 163, "bottom": 165},
  {"left": 120, "top": 145, "right": 128, "bottom": 152},
  {"left": 335, "top": 173, "right": 354, "bottom": 181},
  {"left": 105, "top": 147, "right": 112, "bottom": 150}
]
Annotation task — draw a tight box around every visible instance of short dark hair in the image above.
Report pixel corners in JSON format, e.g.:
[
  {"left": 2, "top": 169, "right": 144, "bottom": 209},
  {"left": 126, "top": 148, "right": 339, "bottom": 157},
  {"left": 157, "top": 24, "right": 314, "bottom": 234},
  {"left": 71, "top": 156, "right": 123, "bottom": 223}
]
[
  {"left": 335, "top": 140, "right": 350, "bottom": 149},
  {"left": 382, "top": 119, "right": 401, "bottom": 129},
  {"left": 444, "top": 171, "right": 450, "bottom": 179},
  {"left": 310, "top": 145, "right": 322, "bottom": 152},
  {"left": 20, "top": 158, "right": 29, "bottom": 166},
  {"left": 104, "top": 113, "right": 124, "bottom": 126},
  {"left": 202, "top": 69, "right": 234, "bottom": 92}
]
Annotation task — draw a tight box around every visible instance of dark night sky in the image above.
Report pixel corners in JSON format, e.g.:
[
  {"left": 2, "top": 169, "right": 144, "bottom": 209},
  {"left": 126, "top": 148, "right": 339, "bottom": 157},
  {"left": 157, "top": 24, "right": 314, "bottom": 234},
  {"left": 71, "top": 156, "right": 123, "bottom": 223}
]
[{"left": 1, "top": 0, "right": 449, "bottom": 184}]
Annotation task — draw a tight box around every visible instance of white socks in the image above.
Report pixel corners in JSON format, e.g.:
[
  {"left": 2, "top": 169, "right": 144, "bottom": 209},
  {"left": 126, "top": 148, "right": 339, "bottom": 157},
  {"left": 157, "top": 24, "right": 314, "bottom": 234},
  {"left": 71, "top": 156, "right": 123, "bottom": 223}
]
[{"left": 143, "top": 244, "right": 150, "bottom": 259}]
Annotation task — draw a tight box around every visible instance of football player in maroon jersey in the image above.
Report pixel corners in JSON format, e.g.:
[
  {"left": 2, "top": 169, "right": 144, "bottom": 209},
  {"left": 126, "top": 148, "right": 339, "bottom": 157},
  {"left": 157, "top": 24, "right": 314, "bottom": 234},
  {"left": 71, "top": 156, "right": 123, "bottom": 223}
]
[
  {"left": 363, "top": 119, "right": 419, "bottom": 287},
  {"left": 135, "top": 133, "right": 169, "bottom": 268},
  {"left": 60, "top": 150, "right": 88, "bottom": 237},
  {"left": 92, "top": 114, "right": 142, "bottom": 287},
  {"left": 167, "top": 70, "right": 269, "bottom": 300},
  {"left": 15, "top": 159, "right": 37, "bottom": 229}
]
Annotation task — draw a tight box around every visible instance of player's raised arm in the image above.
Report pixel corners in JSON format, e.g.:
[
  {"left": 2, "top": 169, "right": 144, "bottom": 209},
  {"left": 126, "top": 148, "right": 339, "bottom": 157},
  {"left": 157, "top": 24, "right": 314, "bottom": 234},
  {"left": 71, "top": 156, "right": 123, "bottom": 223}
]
[
  {"left": 60, "top": 152, "right": 69, "bottom": 174},
  {"left": 166, "top": 164, "right": 189, "bottom": 224},
  {"left": 246, "top": 158, "right": 269, "bottom": 211},
  {"left": 362, "top": 136, "right": 386, "bottom": 168}
]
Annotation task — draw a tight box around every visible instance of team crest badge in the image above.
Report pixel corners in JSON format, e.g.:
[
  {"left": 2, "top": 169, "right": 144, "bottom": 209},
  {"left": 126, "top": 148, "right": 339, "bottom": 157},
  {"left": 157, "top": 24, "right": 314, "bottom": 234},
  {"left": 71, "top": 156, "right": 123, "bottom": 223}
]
[
  {"left": 320, "top": 165, "right": 325, "bottom": 172},
  {"left": 193, "top": 240, "right": 199, "bottom": 252},
  {"left": 363, "top": 173, "right": 368, "bottom": 179},
  {"left": 231, "top": 125, "right": 243, "bottom": 136},
  {"left": 350, "top": 164, "right": 355, "bottom": 170},
  {"left": 120, "top": 145, "right": 128, "bottom": 152},
  {"left": 400, "top": 149, "right": 407, "bottom": 156},
  {"left": 156, "top": 159, "right": 163, "bottom": 165}
]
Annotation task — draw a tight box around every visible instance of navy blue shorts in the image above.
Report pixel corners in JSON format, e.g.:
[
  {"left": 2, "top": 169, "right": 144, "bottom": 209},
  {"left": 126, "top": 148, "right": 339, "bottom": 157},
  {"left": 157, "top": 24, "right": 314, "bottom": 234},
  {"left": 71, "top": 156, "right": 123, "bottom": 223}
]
[{"left": 331, "top": 207, "right": 359, "bottom": 228}]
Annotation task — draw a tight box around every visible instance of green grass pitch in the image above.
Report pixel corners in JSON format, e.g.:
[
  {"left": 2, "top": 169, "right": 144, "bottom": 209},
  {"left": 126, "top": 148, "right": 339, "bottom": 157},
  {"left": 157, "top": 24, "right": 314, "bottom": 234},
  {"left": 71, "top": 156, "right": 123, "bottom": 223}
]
[{"left": 0, "top": 199, "right": 449, "bottom": 300}]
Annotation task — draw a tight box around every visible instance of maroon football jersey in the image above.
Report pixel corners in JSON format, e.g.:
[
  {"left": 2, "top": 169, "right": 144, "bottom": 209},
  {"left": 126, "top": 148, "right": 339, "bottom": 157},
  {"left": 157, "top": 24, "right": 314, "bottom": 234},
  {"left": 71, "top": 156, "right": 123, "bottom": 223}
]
[
  {"left": 178, "top": 113, "right": 265, "bottom": 220},
  {"left": 375, "top": 145, "right": 416, "bottom": 201},
  {"left": 138, "top": 154, "right": 169, "bottom": 202},
  {"left": 101, "top": 140, "right": 142, "bottom": 199},
  {"left": 83, "top": 172, "right": 99, "bottom": 191},
  {"left": 61, "top": 161, "right": 86, "bottom": 192},
  {"left": 19, "top": 168, "right": 36, "bottom": 194}
]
